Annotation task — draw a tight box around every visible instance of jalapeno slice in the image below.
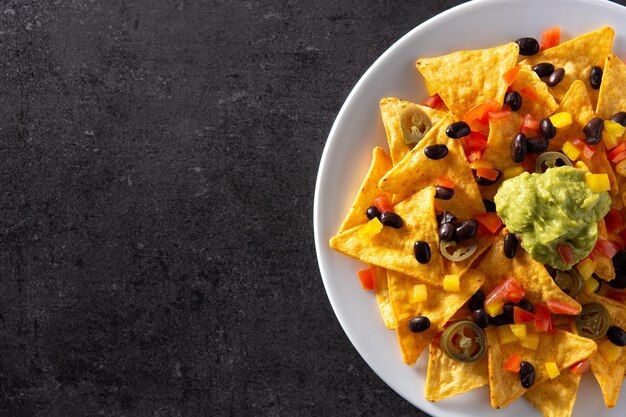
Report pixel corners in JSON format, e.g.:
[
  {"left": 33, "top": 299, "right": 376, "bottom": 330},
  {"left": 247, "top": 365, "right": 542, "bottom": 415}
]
[
  {"left": 576, "top": 303, "right": 611, "bottom": 339},
  {"left": 440, "top": 235, "right": 477, "bottom": 262},
  {"left": 553, "top": 269, "right": 584, "bottom": 298},
  {"left": 400, "top": 106, "right": 432, "bottom": 148},
  {"left": 440, "top": 320, "right": 486, "bottom": 363},
  {"left": 535, "top": 151, "right": 573, "bottom": 173}
]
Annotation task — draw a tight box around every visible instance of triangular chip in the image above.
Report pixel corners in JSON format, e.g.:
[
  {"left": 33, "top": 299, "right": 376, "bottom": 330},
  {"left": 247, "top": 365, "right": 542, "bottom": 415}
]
[
  {"left": 486, "top": 327, "right": 596, "bottom": 408},
  {"left": 338, "top": 147, "right": 392, "bottom": 233},
  {"left": 593, "top": 220, "right": 616, "bottom": 281},
  {"left": 596, "top": 54, "right": 626, "bottom": 119},
  {"left": 446, "top": 233, "right": 495, "bottom": 277},
  {"left": 371, "top": 266, "right": 396, "bottom": 330},
  {"left": 477, "top": 230, "right": 581, "bottom": 312},
  {"left": 520, "top": 26, "right": 614, "bottom": 106},
  {"left": 388, "top": 268, "right": 485, "bottom": 365},
  {"left": 379, "top": 97, "right": 449, "bottom": 166},
  {"left": 524, "top": 371, "right": 582, "bottom": 417},
  {"left": 482, "top": 112, "right": 523, "bottom": 173},
  {"left": 425, "top": 339, "right": 488, "bottom": 401},
  {"left": 510, "top": 65, "right": 559, "bottom": 119},
  {"left": 378, "top": 118, "right": 485, "bottom": 219},
  {"left": 416, "top": 42, "right": 519, "bottom": 118},
  {"left": 329, "top": 187, "right": 444, "bottom": 284}
]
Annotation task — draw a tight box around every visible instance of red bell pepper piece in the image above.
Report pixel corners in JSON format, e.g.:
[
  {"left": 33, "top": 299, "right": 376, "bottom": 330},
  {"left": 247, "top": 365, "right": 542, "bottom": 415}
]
[
  {"left": 540, "top": 26, "right": 561, "bottom": 51},
  {"left": 357, "top": 269, "right": 375, "bottom": 291},
  {"left": 373, "top": 195, "right": 393, "bottom": 213}
]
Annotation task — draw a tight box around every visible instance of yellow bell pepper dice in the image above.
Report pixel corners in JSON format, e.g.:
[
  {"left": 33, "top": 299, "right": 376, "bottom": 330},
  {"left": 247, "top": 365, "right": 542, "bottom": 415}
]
[
  {"left": 544, "top": 362, "right": 560, "bottom": 379},
  {"left": 583, "top": 276, "right": 600, "bottom": 294},
  {"left": 549, "top": 112, "right": 572, "bottom": 128},
  {"left": 485, "top": 299, "right": 504, "bottom": 317},
  {"left": 442, "top": 275, "right": 460, "bottom": 292},
  {"left": 605, "top": 120, "right": 625, "bottom": 137},
  {"left": 497, "top": 325, "right": 518, "bottom": 345},
  {"left": 562, "top": 141, "right": 581, "bottom": 161},
  {"left": 470, "top": 160, "right": 494, "bottom": 170},
  {"left": 585, "top": 173, "right": 610, "bottom": 192},
  {"left": 411, "top": 284, "right": 428, "bottom": 303},
  {"left": 358, "top": 218, "right": 383, "bottom": 239},
  {"left": 510, "top": 324, "right": 527, "bottom": 340},
  {"left": 521, "top": 333, "right": 539, "bottom": 350}
]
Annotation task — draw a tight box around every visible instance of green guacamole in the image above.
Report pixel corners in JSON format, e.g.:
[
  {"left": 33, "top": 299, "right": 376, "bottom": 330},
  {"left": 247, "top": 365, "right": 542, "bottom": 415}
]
[{"left": 494, "top": 166, "right": 610, "bottom": 270}]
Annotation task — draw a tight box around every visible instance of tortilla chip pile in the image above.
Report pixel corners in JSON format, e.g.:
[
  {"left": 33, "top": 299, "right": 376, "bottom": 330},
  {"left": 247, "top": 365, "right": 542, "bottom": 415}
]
[{"left": 329, "top": 27, "right": 626, "bottom": 416}]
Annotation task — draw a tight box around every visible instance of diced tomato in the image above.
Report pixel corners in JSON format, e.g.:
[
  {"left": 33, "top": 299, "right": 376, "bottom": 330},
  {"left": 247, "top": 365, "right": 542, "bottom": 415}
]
[
  {"left": 502, "top": 66, "right": 521, "bottom": 86},
  {"left": 423, "top": 93, "right": 443, "bottom": 109},
  {"left": 570, "top": 359, "right": 590, "bottom": 374},
  {"left": 546, "top": 300, "right": 579, "bottom": 315},
  {"left": 587, "top": 248, "right": 601, "bottom": 261},
  {"left": 534, "top": 304, "right": 554, "bottom": 334},
  {"left": 605, "top": 208, "right": 625, "bottom": 234},
  {"left": 357, "top": 269, "right": 375, "bottom": 290},
  {"left": 436, "top": 177, "right": 455, "bottom": 189},
  {"left": 488, "top": 110, "right": 512, "bottom": 120},
  {"left": 557, "top": 244, "right": 576, "bottom": 265},
  {"left": 475, "top": 212, "right": 502, "bottom": 234},
  {"left": 373, "top": 195, "right": 393, "bottom": 213},
  {"left": 467, "top": 118, "right": 490, "bottom": 135},
  {"left": 570, "top": 138, "right": 596, "bottom": 159},
  {"left": 476, "top": 167, "right": 500, "bottom": 181},
  {"left": 520, "top": 113, "right": 540, "bottom": 133},
  {"left": 611, "top": 151, "right": 626, "bottom": 164},
  {"left": 513, "top": 306, "right": 535, "bottom": 324},
  {"left": 504, "top": 353, "right": 522, "bottom": 372},
  {"left": 466, "top": 132, "right": 489, "bottom": 151},
  {"left": 519, "top": 86, "right": 538, "bottom": 101},
  {"left": 607, "top": 291, "right": 626, "bottom": 303},
  {"left": 521, "top": 153, "right": 537, "bottom": 172},
  {"left": 466, "top": 149, "right": 483, "bottom": 163},
  {"left": 540, "top": 26, "right": 561, "bottom": 51},
  {"left": 595, "top": 239, "right": 619, "bottom": 259},
  {"left": 465, "top": 99, "right": 501, "bottom": 123},
  {"left": 608, "top": 142, "right": 626, "bottom": 160},
  {"left": 485, "top": 277, "right": 525, "bottom": 306},
  {"left": 571, "top": 138, "right": 585, "bottom": 148}
]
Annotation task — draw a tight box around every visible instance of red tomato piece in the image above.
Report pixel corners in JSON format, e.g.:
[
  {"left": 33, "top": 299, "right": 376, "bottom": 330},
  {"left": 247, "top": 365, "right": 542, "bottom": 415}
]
[
  {"left": 520, "top": 113, "right": 540, "bottom": 131},
  {"left": 373, "top": 195, "right": 393, "bottom": 213},
  {"left": 605, "top": 208, "right": 625, "bottom": 234},
  {"left": 611, "top": 150, "right": 626, "bottom": 164},
  {"left": 485, "top": 277, "right": 525, "bottom": 306},
  {"left": 540, "top": 26, "right": 561, "bottom": 51},
  {"left": 475, "top": 212, "right": 502, "bottom": 234},
  {"left": 466, "top": 132, "right": 489, "bottom": 151},
  {"left": 513, "top": 306, "right": 535, "bottom": 324},
  {"left": 519, "top": 86, "right": 538, "bottom": 101},
  {"left": 557, "top": 244, "right": 576, "bottom": 265},
  {"left": 423, "top": 93, "right": 443, "bottom": 109},
  {"left": 357, "top": 269, "right": 375, "bottom": 291},
  {"left": 608, "top": 142, "right": 626, "bottom": 159},
  {"left": 436, "top": 177, "right": 455, "bottom": 189},
  {"left": 465, "top": 99, "right": 501, "bottom": 123},
  {"left": 607, "top": 291, "right": 626, "bottom": 303},
  {"left": 467, "top": 150, "right": 484, "bottom": 163},
  {"left": 595, "top": 239, "right": 619, "bottom": 259},
  {"left": 488, "top": 110, "right": 512, "bottom": 120},
  {"left": 503, "top": 353, "right": 521, "bottom": 372},
  {"left": 570, "top": 359, "right": 590, "bottom": 374},
  {"left": 502, "top": 66, "right": 521, "bottom": 86},
  {"left": 546, "top": 300, "right": 579, "bottom": 315},
  {"left": 476, "top": 168, "right": 500, "bottom": 181},
  {"left": 582, "top": 144, "right": 596, "bottom": 159},
  {"left": 534, "top": 304, "right": 554, "bottom": 334}
]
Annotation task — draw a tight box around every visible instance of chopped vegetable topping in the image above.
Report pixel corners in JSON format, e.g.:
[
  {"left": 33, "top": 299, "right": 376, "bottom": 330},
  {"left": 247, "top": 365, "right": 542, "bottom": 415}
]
[{"left": 357, "top": 269, "right": 375, "bottom": 290}]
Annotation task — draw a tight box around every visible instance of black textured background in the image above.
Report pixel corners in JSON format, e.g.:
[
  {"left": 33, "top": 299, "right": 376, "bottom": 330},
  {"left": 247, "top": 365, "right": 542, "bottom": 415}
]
[{"left": 9, "top": 0, "right": 616, "bottom": 416}]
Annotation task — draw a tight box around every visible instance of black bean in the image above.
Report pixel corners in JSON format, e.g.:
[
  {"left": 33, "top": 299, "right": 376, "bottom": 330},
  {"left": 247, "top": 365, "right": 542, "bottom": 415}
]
[
  {"left": 610, "top": 111, "right": 626, "bottom": 127},
  {"left": 366, "top": 206, "right": 381, "bottom": 220},
  {"left": 608, "top": 271, "right": 626, "bottom": 289},
  {"left": 446, "top": 121, "right": 471, "bottom": 139},
  {"left": 455, "top": 219, "right": 479, "bottom": 242},
  {"left": 489, "top": 313, "right": 512, "bottom": 326},
  {"left": 517, "top": 299, "right": 534, "bottom": 313},
  {"left": 519, "top": 362, "right": 535, "bottom": 389},
  {"left": 435, "top": 185, "right": 454, "bottom": 200},
  {"left": 424, "top": 144, "right": 449, "bottom": 160},
  {"left": 539, "top": 118, "right": 557, "bottom": 139},
  {"left": 515, "top": 37, "right": 540, "bottom": 56},
  {"left": 613, "top": 249, "right": 626, "bottom": 268},
  {"left": 547, "top": 68, "right": 565, "bottom": 87},
  {"left": 472, "top": 309, "right": 489, "bottom": 329},
  {"left": 408, "top": 316, "right": 431, "bottom": 333},
  {"left": 590, "top": 66, "right": 603, "bottom": 90},
  {"left": 503, "top": 302, "right": 516, "bottom": 322},
  {"left": 380, "top": 212, "right": 403, "bottom": 228},
  {"left": 483, "top": 199, "right": 496, "bottom": 213},
  {"left": 504, "top": 91, "right": 522, "bottom": 111},
  {"left": 583, "top": 117, "right": 604, "bottom": 145},
  {"left": 414, "top": 241, "right": 431, "bottom": 264},
  {"left": 511, "top": 132, "right": 527, "bottom": 163},
  {"left": 607, "top": 326, "right": 626, "bottom": 346},
  {"left": 533, "top": 62, "right": 554, "bottom": 78},
  {"left": 527, "top": 137, "right": 549, "bottom": 153},
  {"left": 475, "top": 170, "right": 502, "bottom": 186},
  {"left": 441, "top": 211, "right": 457, "bottom": 225},
  {"left": 468, "top": 290, "right": 486, "bottom": 312},
  {"left": 438, "top": 222, "right": 456, "bottom": 241},
  {"left": 504, "top": 233, "right": 518, "bottom": 258}
]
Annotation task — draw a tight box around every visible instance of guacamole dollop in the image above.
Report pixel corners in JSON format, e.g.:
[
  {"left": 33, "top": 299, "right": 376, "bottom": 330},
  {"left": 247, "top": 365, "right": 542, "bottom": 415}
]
[{"left": 494, "top": 166, "right": 611, "bottom": 270}]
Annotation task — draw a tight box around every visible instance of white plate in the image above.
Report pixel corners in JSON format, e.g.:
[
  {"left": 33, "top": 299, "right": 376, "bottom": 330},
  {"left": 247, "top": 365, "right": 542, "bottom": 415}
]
[{"left": 313, "top": 0, "right": 626, "bottom": 415}]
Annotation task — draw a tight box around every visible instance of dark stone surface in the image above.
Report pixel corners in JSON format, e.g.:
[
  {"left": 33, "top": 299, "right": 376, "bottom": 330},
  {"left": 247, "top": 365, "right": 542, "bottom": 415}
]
[{"left": 6, "top": 1, "right": 625, "bottom": 416}]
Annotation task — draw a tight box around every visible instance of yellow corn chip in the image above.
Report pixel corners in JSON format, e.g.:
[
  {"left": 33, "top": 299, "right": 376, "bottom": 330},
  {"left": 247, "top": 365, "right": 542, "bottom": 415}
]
[
  {"left": 596, "top": 54, "right": 626, "bottom": 119},
  {"left": 520, "top": 27, "right": 614, "bottom": 106},
  {"left": 338, "top": 147, "right": 393, "bottom": 233},
  {"left": 378, "top": 118, "right": 485, "bottom": 219},
  {"left": 388, "top": 269, "right": 485, "bottom": 365},
  {"left": 379, "top": 97, "right": 449, "bottom": 166},
  {"left": 486, "top": 327, "right": 597, "bottom": 409},
  {"left": 425, "top": 339, "right": 488, "bottom": 401},
  {"left": 482, "top": 112, "right": 523, "bottom": 173},
  {"left": 510, "top": 65, "right": 559, "bottom": 119},
  {"left": 329, "top": 187, "right": 444, "bottom": 284},
  {"left": 416, "top": 42, "right": 519, "bottom": 118},
  {"left": 477, "top": 230, "right": 581, "bottom": 312},
  {"left": 445, "top": 234, "right": 495, "bottom": 277},
  {"left": 524, "top": 371, "right": 582, "bottom": 417},
  {"left": 371, "top": 266, "right": 396, "bottom": 330}
]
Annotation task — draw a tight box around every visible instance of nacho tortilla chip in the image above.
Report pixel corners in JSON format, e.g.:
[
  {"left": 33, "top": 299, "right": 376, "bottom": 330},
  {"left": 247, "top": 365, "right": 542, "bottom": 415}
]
[
  {"left": 510, "top": 65, "right": 559, "bottom": 119},
  {"left": 416, "top": 42, "right": 519, "bottom": 118},
  {"left": 329, "top": 187, "right": 444, "bottom": 284},
  {"left": 425, "top": 339, "right": 488, "bottom": 401},
  {"left": 378, "top": 118, "right": 485, "bottom": 219},
  {"left": 446, "top": 234, "right": 495, "bottom": 277},
  {"left": 596, "top": 54, "right": 626, "bottom": 119},
  {"left": 371, "top": 266, "right": 396, "bottom": 330},
  {"left": 338, "top": 147, "right": 392, "bottom": 233},
  {"left": 524, "top": 371, "right": 582, "bottom": 417},
  {"left": 388, "top": 269, "right": 485, "bottom": 365},
  {"left": 520, "top": 26, "right": 614, "bottom": 106},
  {"left": 379, "top": 97, "right": 449, "bottom": 166},
  {"left": 486, "top": 327, "right": 596, "bottom": 409},
  {"left": 482, "top": 112, "right": 523, "bottom": 174}
]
